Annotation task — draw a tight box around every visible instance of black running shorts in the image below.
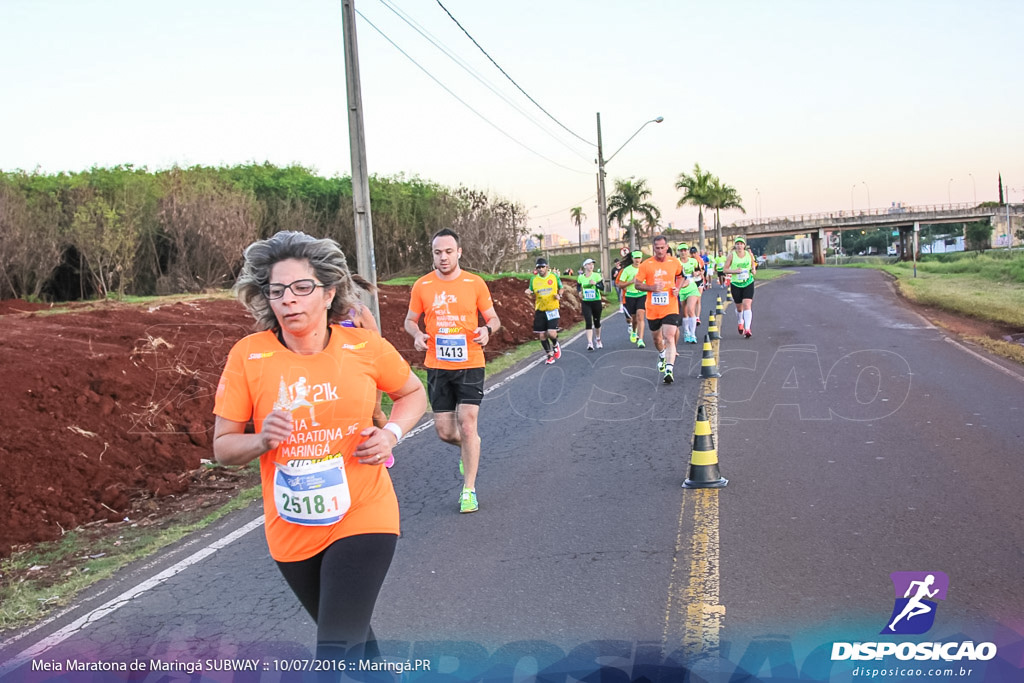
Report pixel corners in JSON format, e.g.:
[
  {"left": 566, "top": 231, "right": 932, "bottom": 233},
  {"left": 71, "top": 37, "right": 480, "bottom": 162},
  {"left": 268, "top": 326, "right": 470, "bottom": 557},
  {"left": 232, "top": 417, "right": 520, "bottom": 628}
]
[
  {"left": 532, "top": 309, "right": 560, "bottom": 332},
  {"left": 427, "top": 367, "right": 485, "bottom": 412},
  {"left": 624, "top": 295, "right": 646, "bottom": 317},
  {"left": 647, "top": 314, "right": 682, "bottom": 331},
  {"left": 730, "top": 282, "right": 755, "bottom": 303}
]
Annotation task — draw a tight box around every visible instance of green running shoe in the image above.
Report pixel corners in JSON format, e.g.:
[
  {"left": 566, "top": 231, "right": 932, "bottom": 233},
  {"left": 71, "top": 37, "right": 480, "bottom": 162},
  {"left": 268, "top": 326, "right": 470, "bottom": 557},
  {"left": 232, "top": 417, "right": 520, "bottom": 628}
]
[
  {"left": 460, "top": 488, "right": 479, "bottom": 513},
  {"left": 636, "top": 339, "right": 646, "bottom": 349},
  {"left": 663, "top": 369, "right": 674, "bottom": 384},
  {"left": 658, "top": 359, "right": 666, "bottom": 373},
  {"left": 629, "top": 331, "right": 638, "bottom": 344}
]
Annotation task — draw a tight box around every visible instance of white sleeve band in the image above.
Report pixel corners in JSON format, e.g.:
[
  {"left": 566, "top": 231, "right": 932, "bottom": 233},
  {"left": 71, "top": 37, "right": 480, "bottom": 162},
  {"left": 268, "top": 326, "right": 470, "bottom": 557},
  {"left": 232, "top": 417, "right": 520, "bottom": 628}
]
[{"left": 383, "top": 422, "right": 403, "bottom": 442}]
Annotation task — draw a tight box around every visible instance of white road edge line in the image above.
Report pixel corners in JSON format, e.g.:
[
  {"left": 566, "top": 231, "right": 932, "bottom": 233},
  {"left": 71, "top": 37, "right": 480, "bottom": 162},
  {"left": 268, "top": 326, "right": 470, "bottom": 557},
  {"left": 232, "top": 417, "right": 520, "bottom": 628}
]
[
  {"left": 0, "top": 516, "right": 265, "bottom": 675},
  {"left": 942, "top": 336, "right": 1024, "bottom": 384}
]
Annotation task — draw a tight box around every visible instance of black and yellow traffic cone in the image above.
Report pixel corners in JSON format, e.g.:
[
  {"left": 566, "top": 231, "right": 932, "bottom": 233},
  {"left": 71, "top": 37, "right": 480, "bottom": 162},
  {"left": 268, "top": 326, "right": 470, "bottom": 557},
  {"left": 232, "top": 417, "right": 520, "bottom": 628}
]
[
  {"left": 699, "top": 333, "right": 721, "bottom": 378},
  {"left": 707, "top": 312, "right": 720, "bottom": 340},
  {"left": 683, "top": 404, "right": 728, "bottom": 488},
  {"left": 715, "top": 297, "right": 724, "bottom": 319}
]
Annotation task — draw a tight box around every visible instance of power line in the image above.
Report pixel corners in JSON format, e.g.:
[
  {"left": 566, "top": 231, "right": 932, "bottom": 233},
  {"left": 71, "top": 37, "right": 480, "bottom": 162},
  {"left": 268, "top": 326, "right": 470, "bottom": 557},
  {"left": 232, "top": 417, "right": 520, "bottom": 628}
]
[
  {"left": 532, "top": 195, "right": 598, "bottom": 220},
  {"left": 355, "top": 9, "right": 591, "bottom": 176},
  {"left": 376, "top": 0, "right": 591, "bottom": 164},
  {"left": 434, "top": 0, "right": 596, "bottom": 148}
]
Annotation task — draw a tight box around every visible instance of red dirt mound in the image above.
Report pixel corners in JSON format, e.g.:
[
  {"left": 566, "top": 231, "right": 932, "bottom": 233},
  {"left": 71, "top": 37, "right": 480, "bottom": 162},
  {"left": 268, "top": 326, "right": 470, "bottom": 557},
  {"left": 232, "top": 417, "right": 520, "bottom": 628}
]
[{"left": 0, "top": 278, "right": 582, "bottom": 557}]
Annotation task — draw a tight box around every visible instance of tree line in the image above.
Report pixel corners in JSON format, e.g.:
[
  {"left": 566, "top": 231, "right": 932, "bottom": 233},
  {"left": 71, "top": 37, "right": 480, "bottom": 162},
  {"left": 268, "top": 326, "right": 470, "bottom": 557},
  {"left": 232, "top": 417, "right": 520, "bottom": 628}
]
[
  {"left": 0, "top": 164, "right": 529, "bottom": 302},
  {"left": 596, "top": 163, "right": 744, "bottom": 253}
]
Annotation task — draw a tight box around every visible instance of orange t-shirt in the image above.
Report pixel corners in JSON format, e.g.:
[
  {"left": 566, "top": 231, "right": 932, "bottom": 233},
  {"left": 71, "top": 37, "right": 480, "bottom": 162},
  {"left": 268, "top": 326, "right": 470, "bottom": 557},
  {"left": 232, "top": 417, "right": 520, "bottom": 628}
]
[
  {"left": 408, "top": 270, "right": 494, "bottom": 369},
  {"left": 635, "top": 256, "right": 682, "bottom": 318},
  {"left": 213, "top": 326, "right": 410, "bottom": 562}
]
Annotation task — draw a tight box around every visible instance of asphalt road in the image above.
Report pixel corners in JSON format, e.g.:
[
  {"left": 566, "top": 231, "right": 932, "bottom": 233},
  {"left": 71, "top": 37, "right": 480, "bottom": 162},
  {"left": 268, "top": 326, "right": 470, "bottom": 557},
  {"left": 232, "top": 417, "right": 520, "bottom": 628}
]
[{"left": 2, "top": 267, "right": 1022, "bottom": 682}]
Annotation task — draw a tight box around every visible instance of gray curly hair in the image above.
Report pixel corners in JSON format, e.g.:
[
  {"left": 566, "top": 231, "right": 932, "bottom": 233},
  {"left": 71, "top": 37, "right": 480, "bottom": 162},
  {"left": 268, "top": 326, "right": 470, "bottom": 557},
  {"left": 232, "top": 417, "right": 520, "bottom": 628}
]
[{"left": 233, "top": 231, "right": 365, "bottom": 332}]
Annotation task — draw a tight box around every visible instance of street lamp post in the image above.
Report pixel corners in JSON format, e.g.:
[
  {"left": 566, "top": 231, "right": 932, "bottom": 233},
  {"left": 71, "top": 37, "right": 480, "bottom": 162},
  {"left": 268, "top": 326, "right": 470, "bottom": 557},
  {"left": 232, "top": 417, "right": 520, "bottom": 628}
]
[
  {"left": 755, "top": 187, "right": 761, "bottom": 223},
  {"left": 968, "top": 172, "right": 977, "bottom": 204},
  {"left": 947, "top": 178, "right": 954, "bottom": 205},
  {"left": 862, "top": 181, "right": 871, "bottom": 211},
  {"left": 851, "top": 184, "right": 856, "bottom": 213},
  {"left": 596, "top": 113, "right": 664, "bottom": 287}
]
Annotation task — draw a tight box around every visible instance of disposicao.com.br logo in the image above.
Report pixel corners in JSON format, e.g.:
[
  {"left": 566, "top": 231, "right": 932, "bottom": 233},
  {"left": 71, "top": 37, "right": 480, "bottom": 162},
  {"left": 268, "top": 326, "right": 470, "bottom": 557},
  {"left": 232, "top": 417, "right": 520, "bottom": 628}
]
[{"left": 832, "top": 571, "right": 997, "bottom": 663}]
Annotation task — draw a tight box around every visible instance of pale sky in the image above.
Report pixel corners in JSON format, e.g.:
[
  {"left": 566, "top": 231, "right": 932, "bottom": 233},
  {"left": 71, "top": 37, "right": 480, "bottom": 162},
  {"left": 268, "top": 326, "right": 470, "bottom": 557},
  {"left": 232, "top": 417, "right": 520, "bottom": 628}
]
[{"left": 2, "top": 0, "right": 1021, "bottom": 241}]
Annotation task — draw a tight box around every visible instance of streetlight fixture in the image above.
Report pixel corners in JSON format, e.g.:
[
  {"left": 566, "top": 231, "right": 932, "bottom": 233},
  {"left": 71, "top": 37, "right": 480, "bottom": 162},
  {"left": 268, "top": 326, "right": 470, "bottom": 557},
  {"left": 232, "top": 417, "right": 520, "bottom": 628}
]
[{"left": 596, "top": 113, "right": 664, "bottom": 286}]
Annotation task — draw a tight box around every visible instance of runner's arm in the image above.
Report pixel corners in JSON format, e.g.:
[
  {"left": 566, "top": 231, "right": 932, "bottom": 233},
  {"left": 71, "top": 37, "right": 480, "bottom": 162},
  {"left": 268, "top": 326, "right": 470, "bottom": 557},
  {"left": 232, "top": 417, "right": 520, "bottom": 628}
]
[
  {"left": 355, "top": 371, "right": 427, "bottom": 461},
  {"left": 213, "top": 411, "right": 293, "bottom": 466},
  {"left": 404, "top": 310, "right": 430, "bottom": 352},
  {"left": 473, "top": 307, "right": 501, "bottom": 344}
]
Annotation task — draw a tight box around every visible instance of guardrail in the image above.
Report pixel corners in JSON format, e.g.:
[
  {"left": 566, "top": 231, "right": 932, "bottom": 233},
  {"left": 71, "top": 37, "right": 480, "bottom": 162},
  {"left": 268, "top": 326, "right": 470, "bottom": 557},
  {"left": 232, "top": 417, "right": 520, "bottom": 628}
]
[{"left": 729, "top": 202, "right": 1023, "bottom": 232}]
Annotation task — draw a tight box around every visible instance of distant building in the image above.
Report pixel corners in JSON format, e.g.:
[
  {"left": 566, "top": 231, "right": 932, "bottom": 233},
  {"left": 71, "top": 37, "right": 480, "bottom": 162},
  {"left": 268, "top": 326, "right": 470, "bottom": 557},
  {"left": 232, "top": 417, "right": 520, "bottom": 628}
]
[
  {"left": 785, "top": 236, "right": 813, "bottom": 255},
  {"left": 922, "top": 235, "right": 964, "bottom": 254}
]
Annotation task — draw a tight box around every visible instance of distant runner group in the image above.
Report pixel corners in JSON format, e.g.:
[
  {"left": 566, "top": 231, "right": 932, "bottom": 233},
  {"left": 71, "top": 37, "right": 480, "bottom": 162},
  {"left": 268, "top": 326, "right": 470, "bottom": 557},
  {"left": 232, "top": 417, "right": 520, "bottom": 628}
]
[{"left": 528, "top": 234, "right": 757, "bottom": 385}]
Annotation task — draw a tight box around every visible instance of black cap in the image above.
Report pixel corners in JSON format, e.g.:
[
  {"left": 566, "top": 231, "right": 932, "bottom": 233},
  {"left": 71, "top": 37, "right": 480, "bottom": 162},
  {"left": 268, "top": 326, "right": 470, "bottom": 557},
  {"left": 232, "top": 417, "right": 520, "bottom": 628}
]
[{"left": 535, "top": 258, "right": 548, "bottom": 267}]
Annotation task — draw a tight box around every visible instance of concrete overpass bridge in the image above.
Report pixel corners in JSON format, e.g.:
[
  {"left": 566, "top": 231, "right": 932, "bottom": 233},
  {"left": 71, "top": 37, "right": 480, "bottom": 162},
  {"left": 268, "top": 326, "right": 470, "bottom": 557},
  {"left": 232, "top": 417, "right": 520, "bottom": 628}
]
[
  {"left": 717, "top": 202, "right": 1023, "bottom": 263},
  {"left": 525, "top": 202, "right": 1022, "bottom": 266}
]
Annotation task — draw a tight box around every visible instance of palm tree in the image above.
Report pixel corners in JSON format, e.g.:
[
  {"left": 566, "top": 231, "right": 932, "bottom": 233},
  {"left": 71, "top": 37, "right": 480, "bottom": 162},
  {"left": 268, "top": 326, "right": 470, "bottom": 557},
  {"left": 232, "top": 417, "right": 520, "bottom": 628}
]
[
  {"left": 532, "top": 231, "right": 545, "bottom": 256},
  {"left": 570, "top": 206, "right": 587, "bottom": 254},
  {"left": 707, "top": 178, "right": 745, "bottom": 256},
  {"left": 675, "top": 163, "right": 714, "bottom": 251},
  {"left": 607, "top": 178, "right": 661, "bottom": 251}
]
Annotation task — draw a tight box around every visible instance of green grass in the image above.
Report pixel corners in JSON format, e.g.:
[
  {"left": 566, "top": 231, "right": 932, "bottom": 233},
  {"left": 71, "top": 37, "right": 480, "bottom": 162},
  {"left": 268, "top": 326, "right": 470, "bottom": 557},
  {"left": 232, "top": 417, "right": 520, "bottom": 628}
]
[
  {"left": 750, "top": 268, "right": 789, "bottom": 282},
  {"left": 837, "top": 251, "right": 1024, "bottom": 328}
]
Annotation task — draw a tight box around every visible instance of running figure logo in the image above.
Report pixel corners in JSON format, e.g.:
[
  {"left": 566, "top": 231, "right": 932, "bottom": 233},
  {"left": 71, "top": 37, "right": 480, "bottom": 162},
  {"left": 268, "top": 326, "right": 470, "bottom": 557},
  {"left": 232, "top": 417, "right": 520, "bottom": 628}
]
[
  {"left": 274, "top": 375, "right": 320, "bottom": 426},
  {"left": 881, "top": 571, "right": 949, "bottom": 635}
]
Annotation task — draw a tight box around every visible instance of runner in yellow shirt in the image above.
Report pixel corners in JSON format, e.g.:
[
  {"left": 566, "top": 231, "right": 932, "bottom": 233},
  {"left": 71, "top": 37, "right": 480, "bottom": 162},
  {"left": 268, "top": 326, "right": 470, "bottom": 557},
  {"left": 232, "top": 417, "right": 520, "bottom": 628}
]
[{"left": 526, "top": 258, "right": 563, "bottom": 364}]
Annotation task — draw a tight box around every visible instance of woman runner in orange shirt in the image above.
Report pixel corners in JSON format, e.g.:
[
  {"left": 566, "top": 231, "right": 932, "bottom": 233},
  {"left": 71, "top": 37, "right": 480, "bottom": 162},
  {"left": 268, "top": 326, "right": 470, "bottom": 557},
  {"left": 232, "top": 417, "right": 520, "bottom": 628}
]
[{"left": 213, "top": 231, "right": 427, "bottom": 667}]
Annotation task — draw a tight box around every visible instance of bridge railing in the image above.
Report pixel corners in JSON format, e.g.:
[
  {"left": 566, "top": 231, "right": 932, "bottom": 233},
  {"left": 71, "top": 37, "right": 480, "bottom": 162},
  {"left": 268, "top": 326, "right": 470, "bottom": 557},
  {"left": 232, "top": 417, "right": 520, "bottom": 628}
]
[{"left": 728, "top": 202, "right": 1007, "bottom": 230}]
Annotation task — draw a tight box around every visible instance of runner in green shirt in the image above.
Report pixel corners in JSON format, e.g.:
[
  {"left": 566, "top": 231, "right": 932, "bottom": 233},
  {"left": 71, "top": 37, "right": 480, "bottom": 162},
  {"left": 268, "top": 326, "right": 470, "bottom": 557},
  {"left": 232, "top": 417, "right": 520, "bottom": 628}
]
[
  {"left": 725, "top": 237, "right": 757, "bottom": 338},
  {"left": 576, "top": 259, "right": 605, "bottom": 350},
  {"left": 615, "top": 250, "right": 648, "bottom": 348},
  {"left": 714, "top": 253, "right": 727, "bottom": 288}
]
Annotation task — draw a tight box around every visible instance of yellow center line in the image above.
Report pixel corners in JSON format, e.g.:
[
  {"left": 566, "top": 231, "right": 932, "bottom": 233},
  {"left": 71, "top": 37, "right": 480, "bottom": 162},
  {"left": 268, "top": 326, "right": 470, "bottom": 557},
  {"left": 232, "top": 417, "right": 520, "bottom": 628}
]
[{"left": 662, "top": 342, "right": 725, "bottom": 659}]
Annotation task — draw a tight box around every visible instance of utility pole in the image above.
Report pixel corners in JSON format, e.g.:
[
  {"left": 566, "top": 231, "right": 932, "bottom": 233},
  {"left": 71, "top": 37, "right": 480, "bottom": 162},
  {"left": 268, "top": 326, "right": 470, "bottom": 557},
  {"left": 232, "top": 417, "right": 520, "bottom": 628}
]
[
  {"left": 595, "top": 113, "right": 664, "bottom": 288},
  {"left": 340, "top": 0, "right": 380, "bottom": 326},
  {"left": 595, "top": 113, "right": 611, "bottom": 288}
]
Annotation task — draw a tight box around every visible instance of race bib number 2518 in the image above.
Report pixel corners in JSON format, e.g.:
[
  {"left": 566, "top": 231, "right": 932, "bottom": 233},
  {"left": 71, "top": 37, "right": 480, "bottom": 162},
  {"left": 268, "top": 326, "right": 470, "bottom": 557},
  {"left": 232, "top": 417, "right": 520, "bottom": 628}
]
[{"left": 274, "top": 458, "right": 350, "bottom": 526}]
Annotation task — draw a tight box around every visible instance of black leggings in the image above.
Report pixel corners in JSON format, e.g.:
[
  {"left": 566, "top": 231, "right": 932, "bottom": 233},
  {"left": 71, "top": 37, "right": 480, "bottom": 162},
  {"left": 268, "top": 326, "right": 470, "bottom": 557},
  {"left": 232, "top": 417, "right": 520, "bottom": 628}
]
[
  {"left": 581, "top": 300, "right": 603, "bottom": 330},
  {"left": 276, "top": 533, "right": 397, "bottom": 663}
]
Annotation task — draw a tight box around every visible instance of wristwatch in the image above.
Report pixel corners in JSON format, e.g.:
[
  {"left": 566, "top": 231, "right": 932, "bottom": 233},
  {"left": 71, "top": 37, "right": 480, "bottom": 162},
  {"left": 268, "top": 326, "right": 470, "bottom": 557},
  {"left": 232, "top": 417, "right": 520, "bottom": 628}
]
[{"left": 484, "top": 324, "right": 492, "bottom": 335}]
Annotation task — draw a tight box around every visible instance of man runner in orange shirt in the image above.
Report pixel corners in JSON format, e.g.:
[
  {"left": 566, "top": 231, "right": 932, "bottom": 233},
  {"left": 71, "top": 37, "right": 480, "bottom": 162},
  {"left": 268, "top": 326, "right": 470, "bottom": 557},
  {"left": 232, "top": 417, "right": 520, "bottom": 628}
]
[
  {"left": 633, "top": 234, "right": 683, "bottom": 384},
  {"left": 405, "top": 228, "right": 501, "bottom": 513}
]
